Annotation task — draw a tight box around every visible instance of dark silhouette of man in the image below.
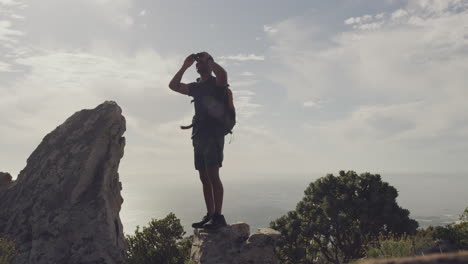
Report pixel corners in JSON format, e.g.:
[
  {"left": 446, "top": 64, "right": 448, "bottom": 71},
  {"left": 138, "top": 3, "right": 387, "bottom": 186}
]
[{"left": 168, "top": 51, "right": 228, "bottom": 229}]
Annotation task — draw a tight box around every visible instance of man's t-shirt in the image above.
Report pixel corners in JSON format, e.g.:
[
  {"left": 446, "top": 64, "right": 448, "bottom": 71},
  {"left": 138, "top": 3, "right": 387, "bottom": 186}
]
[{"left": 187, "top": 75, "right": 227, "bottom": 139}]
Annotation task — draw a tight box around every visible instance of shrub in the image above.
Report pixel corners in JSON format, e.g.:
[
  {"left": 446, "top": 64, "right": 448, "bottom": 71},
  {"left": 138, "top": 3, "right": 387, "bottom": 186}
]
[
  {"left": 365, "top": 231, "right": 433, "bottom": 259},
  {"left": 433, "top": 206, "right": 468, "bottom": 250},
  {"left": 270, "top": 170, "right": 418, "bottom": 264},
  {"left": 125, "top": 212, "right": 193, "bottom": 264},
  {"left": 365, "top": 207, "right": 468, "bottom": 260}
]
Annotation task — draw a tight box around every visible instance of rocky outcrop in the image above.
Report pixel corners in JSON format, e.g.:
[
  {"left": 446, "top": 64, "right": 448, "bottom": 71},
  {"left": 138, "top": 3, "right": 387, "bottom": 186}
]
[
  {"left": 362, "top": 251, "right": 468, "bottom": 264},
  {"left": 0, "top": 172, "right": 12, "bottom": 186},
  {"left": 190, "top": 222, "right": 281, "bottom": 264},
  {"left": 0, "top": 101, "right": 127, "bottom": 264}
]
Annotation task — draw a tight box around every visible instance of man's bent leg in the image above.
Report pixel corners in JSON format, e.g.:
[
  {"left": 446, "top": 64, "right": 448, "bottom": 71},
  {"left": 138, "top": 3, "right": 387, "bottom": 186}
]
[
  {"left": 206, "top": 166, "right": 223, "bottom": 215},
  {"left": 199, "top": 170, "right": 215, "bottom": 216}
]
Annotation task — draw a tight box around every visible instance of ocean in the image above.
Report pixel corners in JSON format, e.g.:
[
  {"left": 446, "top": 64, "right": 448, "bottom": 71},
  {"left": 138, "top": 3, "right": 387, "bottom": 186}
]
[{"left": 120, "top": 172, "right": 468, "bottom": 237}]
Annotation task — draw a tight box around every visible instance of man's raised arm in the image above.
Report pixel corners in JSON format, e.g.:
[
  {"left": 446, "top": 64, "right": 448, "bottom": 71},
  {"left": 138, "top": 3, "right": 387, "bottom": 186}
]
[{"left": 168, "top": 54, "right": 195, "bottom": 95}]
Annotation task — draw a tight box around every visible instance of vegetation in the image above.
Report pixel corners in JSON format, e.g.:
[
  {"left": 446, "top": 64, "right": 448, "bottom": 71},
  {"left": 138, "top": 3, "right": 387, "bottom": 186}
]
[
  {"left": 4, "top": 173, "right": 467, "bottom": 264},
  {"left": 125, "top": 212, "right": 193, "bottom": 264},
  {"left": 270, "top": 170, "right": 419, "bottom": 264},
  {"left": 0, "top": 237, "right": 16, "bottom": 264},
  {"left": 365, "top": 230, "right": 434, "bottom": 259},
  {"left": 432, "top": 206, "right": 468, "bottom": 251},
  {"left": 365, "top": 207, "right": 467, "bottom": 259}
]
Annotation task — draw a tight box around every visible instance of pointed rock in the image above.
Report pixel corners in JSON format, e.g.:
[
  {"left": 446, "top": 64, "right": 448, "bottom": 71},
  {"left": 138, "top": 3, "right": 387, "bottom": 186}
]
[{"left": 0, "top": 101, "right": 126, "bottom": 264}]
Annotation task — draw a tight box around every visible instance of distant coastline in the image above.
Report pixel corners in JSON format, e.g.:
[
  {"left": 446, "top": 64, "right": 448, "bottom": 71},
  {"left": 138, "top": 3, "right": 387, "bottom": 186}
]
[{"left": 120, "top": 172, "right": 468, "bottom": 235}]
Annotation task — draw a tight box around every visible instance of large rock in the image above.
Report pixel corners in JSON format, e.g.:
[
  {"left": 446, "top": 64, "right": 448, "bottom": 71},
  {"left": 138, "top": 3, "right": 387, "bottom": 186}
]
[
  {"left": 191, "top": 222, "right": 281, "bottom": 264},
  {"left": 0, "top": 101, "right": 127, "bottom": 264}
]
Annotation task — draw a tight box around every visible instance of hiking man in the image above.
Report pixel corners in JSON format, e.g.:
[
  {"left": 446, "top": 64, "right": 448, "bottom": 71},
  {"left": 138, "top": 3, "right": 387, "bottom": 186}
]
[{"left": 168, "top": 51, "right": 229, "bottom": 229}]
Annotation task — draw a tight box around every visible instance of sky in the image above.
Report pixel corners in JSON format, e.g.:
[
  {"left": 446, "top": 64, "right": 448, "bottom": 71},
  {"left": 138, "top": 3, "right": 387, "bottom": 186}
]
[{"left": 1, "top": 0, "right": 468, "bottom": 181}]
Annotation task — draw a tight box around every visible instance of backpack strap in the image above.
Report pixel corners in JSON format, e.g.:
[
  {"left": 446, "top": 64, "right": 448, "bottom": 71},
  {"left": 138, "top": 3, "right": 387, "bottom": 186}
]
[
  {"left": 180, "top": 124, "right": 193, "bottom": 130},
  {"left": 180, "top": 99, "right": 195, "bottom": 129}
]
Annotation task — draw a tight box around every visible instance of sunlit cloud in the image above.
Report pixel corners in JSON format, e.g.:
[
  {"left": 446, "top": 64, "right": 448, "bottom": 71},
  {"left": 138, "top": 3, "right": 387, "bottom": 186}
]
[
  {"left": 263, "top": 24, "right": 278, "bottom": 34},
  {"left": 219, "top": 54, "right": 265, "bottom": 61}
]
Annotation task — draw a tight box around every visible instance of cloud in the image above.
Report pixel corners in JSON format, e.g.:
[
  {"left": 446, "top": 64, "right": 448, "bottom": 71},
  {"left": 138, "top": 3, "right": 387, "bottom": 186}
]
[
  {"left": 82, "top": 0, "right": 134, "bottom": 28},
  {"left": 239, "top": 71, "right": 255, "bottom": 77},
  {"left": 233, "top": 95, "right": 261, "bottom": 120},
  {"left": 219, "top": 54, "right": 265, "bottom": 61},
  {"left": 0, "top": 45, "right": 196, "bottom": 176},
  {"left": 0, "top": 20, "right": 24, "bottom": 42},
  {"left": 229, "top": 80, "right": 259, "bottom": 87},
  {"left": 263, "top": 24, "right": 278, "bottom": 34},
  {"left": 0, "top": 0, "right": 318, "bottom": 180},
  {"left": 228, "top": 83, "right": 261, "bottom": 120},
  {"left": 0, "top": 0, "right": 21, "bottom": 6},
  {"left": 310, "top": 102, "right": 421, "bottom": 141},
  {"left": 0, "top": 61, "right": 14, "bottom": 72},
  {"left": 234, "top": 90, "right": 256, "bottom": 96},
  {"left": 17, "top": 0, "right": 136, "bottom": 50},
  {"left": 0, "top": 0, "right": 280, "bottom": 177},
  {"left": 265, "top": 0, "right": 468, "bottom": 172},
  {"left": 344, "top": 14, "right": 375, "bottom": 25},
  {"left": 0, "top": 0, "right": 25, "bottom": 76},
  {"left": 303, "top": 100, "right": 323, "bottom": 109},
  {"left": 344, "top": 13, "right": 386, "bottom": 30}
]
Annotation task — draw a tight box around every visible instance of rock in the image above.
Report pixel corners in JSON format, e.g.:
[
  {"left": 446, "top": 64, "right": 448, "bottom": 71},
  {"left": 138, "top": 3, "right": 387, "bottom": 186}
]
[
  {"left": 190, "top": 222, "right": 281, "bottom": 264},
  {"left": 0, "top": 172, "right": 12, "bottom": 186},
  {"left": 0, "top": 101, "right": 127, "bottom": 264},
  {"left": 361, "top": 251, "right": 468, "bottom": 264}
]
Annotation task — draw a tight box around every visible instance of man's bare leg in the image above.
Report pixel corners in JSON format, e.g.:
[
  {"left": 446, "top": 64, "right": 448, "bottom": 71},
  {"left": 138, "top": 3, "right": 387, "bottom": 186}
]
[
  {"left": 206, "top": 166, "right": 223, "bottom": 215},
  {"left": 199, "top": 170, "right": 215, "bottom": 216}
]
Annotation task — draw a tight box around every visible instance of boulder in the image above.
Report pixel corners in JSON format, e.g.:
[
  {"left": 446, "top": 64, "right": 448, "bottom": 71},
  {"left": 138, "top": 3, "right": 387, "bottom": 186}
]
[
  {"left": 190, "top": 222, "right": 281, "bottom": 264},
  {"left": 0, "top": 101, "right": 127, "bottom": 264}
]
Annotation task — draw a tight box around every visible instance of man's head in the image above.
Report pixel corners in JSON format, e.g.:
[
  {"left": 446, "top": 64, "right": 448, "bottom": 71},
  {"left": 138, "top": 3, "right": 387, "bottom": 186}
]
[
  {"left": 196, "top": 60, "right": 212, "bottom": 75},
  {"left": 194, "top": 52, "right": 213, "bottom": 76}
]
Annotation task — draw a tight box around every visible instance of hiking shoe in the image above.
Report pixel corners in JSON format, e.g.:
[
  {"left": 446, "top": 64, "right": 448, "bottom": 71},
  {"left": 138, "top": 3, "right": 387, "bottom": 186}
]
[
  {"left": 202, "top": 214, "right": 228, "bottom": 230},
  {"left": 192, "top": 213, "right": 213, "bottom": 228}
]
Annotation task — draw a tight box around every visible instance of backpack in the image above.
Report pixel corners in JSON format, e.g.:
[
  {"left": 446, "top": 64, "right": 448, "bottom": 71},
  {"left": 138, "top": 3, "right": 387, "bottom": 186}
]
[
  {"left": 181, "top": 79, "right": 236, "bottom": 136},
  {"left": 220, "top": 85, "right": 236, "bottom": 135}
]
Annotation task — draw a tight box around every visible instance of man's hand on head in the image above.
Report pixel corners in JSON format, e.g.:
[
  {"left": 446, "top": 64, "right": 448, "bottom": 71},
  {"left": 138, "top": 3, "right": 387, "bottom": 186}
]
[
  {"left": 182, "top": 54, "right": 196, "bottom": 69},
  {"left": 196, "top": 51, "right": 228, "bottom": 87},
  {"left": 197, "top": 51, "right": 214, "bottom": 63}
]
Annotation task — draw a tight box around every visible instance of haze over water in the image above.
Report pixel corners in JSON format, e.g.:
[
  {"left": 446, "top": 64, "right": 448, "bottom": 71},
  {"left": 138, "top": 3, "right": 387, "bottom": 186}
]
[{"left": 121, "top": 172, "right": 468, "bottom": 236}]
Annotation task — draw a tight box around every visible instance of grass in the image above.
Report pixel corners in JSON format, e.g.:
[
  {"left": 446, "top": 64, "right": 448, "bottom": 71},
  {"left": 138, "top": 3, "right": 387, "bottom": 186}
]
[{"left": 0, "top": 237, "right": 16, "bottom": 264}]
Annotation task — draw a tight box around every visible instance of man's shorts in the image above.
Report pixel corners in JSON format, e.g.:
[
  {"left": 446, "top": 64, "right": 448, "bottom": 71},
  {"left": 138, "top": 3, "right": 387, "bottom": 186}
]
[{"left": 192, "top": 136, "right": 224, "bottom": 171}]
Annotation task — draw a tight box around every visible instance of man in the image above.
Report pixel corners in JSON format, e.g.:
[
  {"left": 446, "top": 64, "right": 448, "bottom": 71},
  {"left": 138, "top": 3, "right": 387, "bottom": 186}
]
[{"left": 168, "top": 51, "right": 228, "bottom": 229}]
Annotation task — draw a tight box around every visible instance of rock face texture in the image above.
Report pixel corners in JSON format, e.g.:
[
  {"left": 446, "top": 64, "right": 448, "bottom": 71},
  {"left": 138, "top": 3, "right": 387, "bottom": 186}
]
[
  {"left": 191, "top": 222, "right": 281, "bottom": 264},
  {"left": 0, "top": 101, "right": 127, "bottom": 264},
  {"left": 0, "top": 172, "right": 12, "bottom": 186}
]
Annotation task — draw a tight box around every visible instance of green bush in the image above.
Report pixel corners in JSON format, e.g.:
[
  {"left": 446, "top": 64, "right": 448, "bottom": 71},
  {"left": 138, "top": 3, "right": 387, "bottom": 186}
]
[
  {"left": 365, "top": 231, "right": 433, "bottom": 259},
  {"left": 270, "top": 170, "right": 418, "bottom": 264},
  {"left": 412, "top": 227, "right": 438, "bottom": 253},
  {"left": 125, "top": 212, "right": 193, "bottom": 264},
  {"left": 0, "top": 237, "right": 16, "bottom": 264},
  {"left": 433, "top": 206, "right": 468, "bottom": 250},
  {"left": 368, "top": 234, "right": 414, "bottom": 258},
  {"left": 365, "top": 207, "right": 468, "bottom": 260}
]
